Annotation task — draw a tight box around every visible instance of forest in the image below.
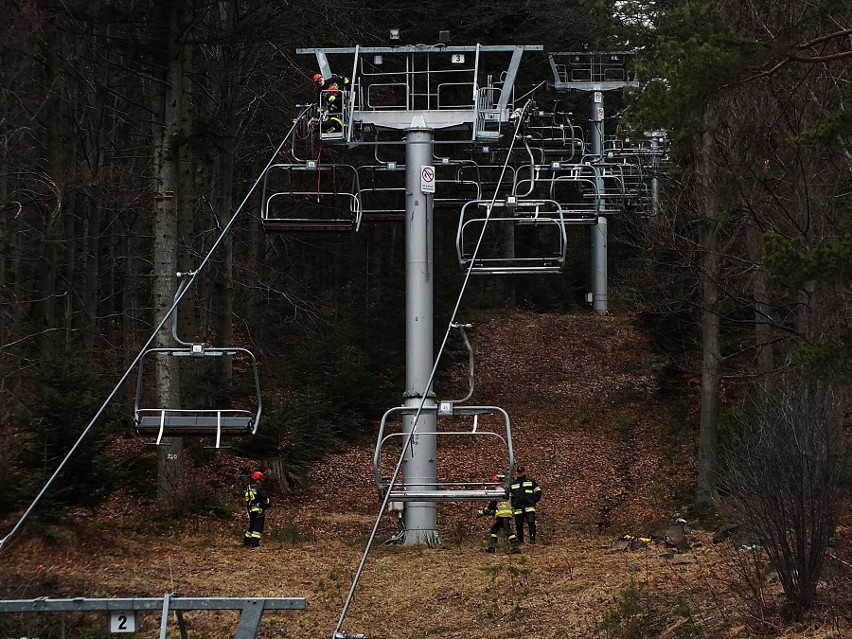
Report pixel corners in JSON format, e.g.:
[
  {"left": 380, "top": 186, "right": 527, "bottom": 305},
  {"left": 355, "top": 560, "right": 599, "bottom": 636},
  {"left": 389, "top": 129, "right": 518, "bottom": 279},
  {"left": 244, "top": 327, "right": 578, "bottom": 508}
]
[{"left": 0, "top": 1, "right": 850, "bottom": 637}]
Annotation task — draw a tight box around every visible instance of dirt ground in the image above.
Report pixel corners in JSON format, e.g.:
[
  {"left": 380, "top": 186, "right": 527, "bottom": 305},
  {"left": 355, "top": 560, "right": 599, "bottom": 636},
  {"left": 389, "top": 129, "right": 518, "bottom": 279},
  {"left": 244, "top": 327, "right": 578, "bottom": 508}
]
[{"left": 1, "top": 310, "right": 850, "bottom": 638}]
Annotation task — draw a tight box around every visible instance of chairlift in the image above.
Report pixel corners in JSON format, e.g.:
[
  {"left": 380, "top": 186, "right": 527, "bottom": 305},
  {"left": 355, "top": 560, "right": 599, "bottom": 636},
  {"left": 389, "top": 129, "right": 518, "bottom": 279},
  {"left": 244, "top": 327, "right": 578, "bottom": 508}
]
[
  {"left": 456, "top": 163, "right": 516, "bottom": 201},
  {"left": 523, "top": 113, "right": 585, "bottom": 164},
  {"left": 357, "top": 164, "right": 406, "bottom": 222},
  {"left": 433, "top": 160, "right": 483, "bottom": 209},
  {"left": 261, "top": 162, "right": 362, "bottom": 232},
  {"left": 373, "top": 404, "right": 514, "bottom": 502},
  {"left": 133, "top": 345, "right": 262, "bottom": 448},
  {"left": 539, "top": 163, "right": 609, "bottom": 219},
  {"left": 133, "top": 277, "right": 262, "bottom": 449},
  {"left": 455, "top": 198, "right": 567, "bottom": 275}
]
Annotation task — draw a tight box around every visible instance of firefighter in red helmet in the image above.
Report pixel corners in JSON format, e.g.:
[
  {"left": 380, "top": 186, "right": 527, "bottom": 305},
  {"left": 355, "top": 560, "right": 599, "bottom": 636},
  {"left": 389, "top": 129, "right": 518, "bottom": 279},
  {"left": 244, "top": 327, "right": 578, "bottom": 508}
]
[
  {"left": 312, "top": 71, "right": 350, "bottom": 133},
  {"left": 244, "top": 471, "right": 271, "bottom": 547}
]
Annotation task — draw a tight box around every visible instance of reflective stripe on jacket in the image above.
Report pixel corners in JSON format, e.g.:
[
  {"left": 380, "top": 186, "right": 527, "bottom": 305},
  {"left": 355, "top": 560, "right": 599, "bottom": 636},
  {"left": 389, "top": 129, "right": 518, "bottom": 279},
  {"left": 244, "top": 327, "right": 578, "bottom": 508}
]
[
  {"left": 245, "top": 482, "right": 270, "bottom": 513},
  {"left": 494, "top": 499, "right": 513, "bottom": 518},
  {"left": 482, "top": 498, "right": 513, "bottom": 518},
  {"left": 510, "top": 476, "right": 541, "bottom": 513}
]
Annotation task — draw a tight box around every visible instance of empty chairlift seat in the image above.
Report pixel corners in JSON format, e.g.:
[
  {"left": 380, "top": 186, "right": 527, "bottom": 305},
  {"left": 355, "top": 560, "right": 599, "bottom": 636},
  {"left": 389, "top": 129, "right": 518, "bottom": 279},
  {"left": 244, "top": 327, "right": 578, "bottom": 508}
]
[
  {"left": 523, "top": 113, "right": 586, "bottom": 164},
  {"left": 432, "top": 160, "right": 483, "bottom": 209},
  {"left": 533, "top": 163, "right": 609, "bottom": 220},
  {"left": 373, "top": 404, "right": 514, "bottom": 502},
  {"left": 261, "top": 162, "right": 362, "bottom": 233},
  {"left": 133, "top": 344, "right": 262, "bottom": 448},
  {"left": 456, "top": 198, "right": 567, "bottom": 275},
  {"left": 356, "top": 164, "right": 407, "bottom": 222}
]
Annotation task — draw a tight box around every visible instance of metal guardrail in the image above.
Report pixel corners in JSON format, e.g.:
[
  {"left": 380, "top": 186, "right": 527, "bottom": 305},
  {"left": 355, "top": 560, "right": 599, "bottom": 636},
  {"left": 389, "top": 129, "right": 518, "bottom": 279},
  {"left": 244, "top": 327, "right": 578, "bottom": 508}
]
[{"left": 0, "top": 595, "right": 307, "bottom": 639}]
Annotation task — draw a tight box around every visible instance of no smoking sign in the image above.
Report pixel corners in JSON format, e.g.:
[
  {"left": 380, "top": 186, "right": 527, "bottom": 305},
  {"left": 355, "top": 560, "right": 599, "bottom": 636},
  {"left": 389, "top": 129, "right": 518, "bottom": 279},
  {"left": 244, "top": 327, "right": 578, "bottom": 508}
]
[{"left": 420, "top": 165, "right": 435, "bottom": 194}]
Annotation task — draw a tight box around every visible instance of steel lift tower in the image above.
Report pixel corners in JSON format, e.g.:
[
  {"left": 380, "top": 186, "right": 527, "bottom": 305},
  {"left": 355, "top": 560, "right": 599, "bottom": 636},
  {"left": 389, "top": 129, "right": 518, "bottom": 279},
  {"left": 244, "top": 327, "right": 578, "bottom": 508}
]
[
  {"left": 293, "top": 40, "right": 541, "bottom": 544},
  {"left": 549, "top": 51, "right": 640, "bottom": 314}
]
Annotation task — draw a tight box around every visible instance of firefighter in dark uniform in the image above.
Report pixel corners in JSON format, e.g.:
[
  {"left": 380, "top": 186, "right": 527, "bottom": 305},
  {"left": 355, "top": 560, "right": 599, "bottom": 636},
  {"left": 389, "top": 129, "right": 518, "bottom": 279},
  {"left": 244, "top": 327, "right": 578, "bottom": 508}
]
[
  {"left": 312, "top": 72, "right": 351, "bottom": 133},
  {"left": 244, "top": 471, "right": 271, "bottom": 547},
  {"left": 510, "top": 465, "right": 542, "bottom": 544},
  {"left": 477, "top": 475, "right": 521, "bottom": 553}
]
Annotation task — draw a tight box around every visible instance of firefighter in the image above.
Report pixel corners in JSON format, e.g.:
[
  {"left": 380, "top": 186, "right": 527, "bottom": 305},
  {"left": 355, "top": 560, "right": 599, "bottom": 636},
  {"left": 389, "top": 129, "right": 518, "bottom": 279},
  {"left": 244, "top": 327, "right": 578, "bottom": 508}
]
[
  {"left": 510, "top": 465, "right": 542, "bottom": 544},
  {"left": 244, "top": 471, "right": 271, "bottom": 547},
  {"left": 477, "top": 475, "right": 520, "bottom": 554},
  {"left": 312, "top": 72, "right": 350, "bottom": 133}
]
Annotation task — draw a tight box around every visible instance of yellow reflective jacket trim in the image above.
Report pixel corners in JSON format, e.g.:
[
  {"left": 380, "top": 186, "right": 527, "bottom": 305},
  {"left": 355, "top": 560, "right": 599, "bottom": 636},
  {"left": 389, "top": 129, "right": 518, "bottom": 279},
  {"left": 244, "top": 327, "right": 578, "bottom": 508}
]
[
  {"left": 495, "top": 499, "right": 513, "bottom": 518},
  {"left": 245, "top": 484, "right": 268, "bottom": 511}
]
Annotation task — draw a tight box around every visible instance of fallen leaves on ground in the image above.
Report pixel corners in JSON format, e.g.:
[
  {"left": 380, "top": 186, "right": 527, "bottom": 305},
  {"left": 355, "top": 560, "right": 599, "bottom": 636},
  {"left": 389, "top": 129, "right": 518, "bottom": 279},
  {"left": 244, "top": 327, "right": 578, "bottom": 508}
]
[{"left": 1, "top": 310, "right": 849, "bottom": 639}]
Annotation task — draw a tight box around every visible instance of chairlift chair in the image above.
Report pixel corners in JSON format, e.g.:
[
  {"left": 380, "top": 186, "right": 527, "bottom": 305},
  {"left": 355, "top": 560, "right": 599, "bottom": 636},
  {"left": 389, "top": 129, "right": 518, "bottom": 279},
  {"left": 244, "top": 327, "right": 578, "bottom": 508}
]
[
  {"left": 133, "top": 344, "right": 263, "bottom": 449},
  {"left": 455, "top": 198, "right": 567, "bottom": 275},
  {"left": 373, "top": 404, "right": 514, "bottom": 502},
  {"left": 433, "top": 160, "right": 483, "bottom": 209},
  {"left": 133, "top": 275, "right": 263, "bottom": 449},
  {"left": 261, "top": 162, "right": 362, "bottom": 232},
  {"left": 357, "top": 164, "right": 406, "bottom": 222}
]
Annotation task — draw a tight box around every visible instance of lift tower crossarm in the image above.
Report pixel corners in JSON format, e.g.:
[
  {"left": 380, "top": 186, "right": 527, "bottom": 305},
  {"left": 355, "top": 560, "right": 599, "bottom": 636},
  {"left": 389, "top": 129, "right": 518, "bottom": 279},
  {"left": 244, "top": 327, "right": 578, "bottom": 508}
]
[
  {"left": 548, "top": 50, "right": 640, "bottom": 92},
  {"left": 296, "top": 45, "right": 543, "bottom": 55},
  {"left": 297, "top": 45, "right": 542, "bottom": 134}
]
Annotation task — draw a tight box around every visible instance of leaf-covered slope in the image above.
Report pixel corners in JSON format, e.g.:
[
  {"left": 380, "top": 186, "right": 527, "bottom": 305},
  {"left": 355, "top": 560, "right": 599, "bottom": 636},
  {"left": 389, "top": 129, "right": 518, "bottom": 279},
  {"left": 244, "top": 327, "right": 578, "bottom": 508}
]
[
  {"left": 298, "top": 309, "right": 693, "bottom": 541},
  {"left": 2, "top": 310, "right": 848, "bottom": 639}
]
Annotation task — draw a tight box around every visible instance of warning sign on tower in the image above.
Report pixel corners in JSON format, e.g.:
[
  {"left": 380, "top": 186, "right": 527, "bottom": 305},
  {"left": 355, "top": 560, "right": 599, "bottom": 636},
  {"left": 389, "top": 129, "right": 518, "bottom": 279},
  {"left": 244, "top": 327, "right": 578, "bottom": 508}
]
[{"left": 421, "top": 165, "right": 435, "bottom": 194}]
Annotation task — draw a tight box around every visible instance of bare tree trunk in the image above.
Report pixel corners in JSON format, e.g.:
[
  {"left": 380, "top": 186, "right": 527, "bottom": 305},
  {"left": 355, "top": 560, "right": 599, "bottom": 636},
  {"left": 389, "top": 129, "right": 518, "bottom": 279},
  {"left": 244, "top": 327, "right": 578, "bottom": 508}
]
[
  {"left": 176, "top": 42, "right": 195, "bottom": 346},
  {"left": 119, "top": 222, "right": 139, "bottom": 406},
  {"left": 62, "top": 195, "right": 77, "bottom": 350},
  {"left": 214, "top": 157, "right": 235, "bottom": 356},
  {"left": 695, "top": 110, "right": 721, "bottom": 511},
  {"left": 80, "top": 38, "right": 110, "bottom": 352},
  {"left": 214, "top": 0, "right": 237, "bottom": 373},
  {"left": 152, "top": 0, "right": 185, "bottom": 511},
  {"left": 82, "top": 203, "right": 101, "bottom": 352},
  {"left": 747, "top": 221, "right": 774, "bottom": 392},
  {"left": 494, "top": 216, "right": 517, "bottom": 307},
  {"left": 38, "top": 5, "right": 63, "bottom": 353}
]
